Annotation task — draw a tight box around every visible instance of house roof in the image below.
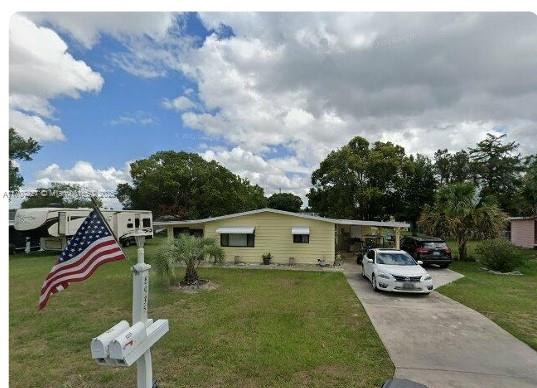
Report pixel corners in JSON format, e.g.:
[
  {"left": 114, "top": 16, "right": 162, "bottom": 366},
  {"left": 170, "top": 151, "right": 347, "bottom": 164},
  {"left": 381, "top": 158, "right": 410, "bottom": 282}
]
[
  {"left": 402, "top": 235, "right": 444, "bottom": 242},
  {"left": 153, "top": 208, "right": 410, "bottom": 229},
  {"left": 509, "top": 216, "right": 537, "bottom": 221}
]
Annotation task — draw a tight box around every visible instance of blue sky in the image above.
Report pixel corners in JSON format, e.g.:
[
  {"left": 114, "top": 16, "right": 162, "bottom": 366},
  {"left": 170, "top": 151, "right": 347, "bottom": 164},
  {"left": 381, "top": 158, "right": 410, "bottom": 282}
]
[
  {"left": 9, "top": 12, "right": 537, "bottom": 208},
  {"left": 16, "top": 14, "right": 211, "bottom": 182}
]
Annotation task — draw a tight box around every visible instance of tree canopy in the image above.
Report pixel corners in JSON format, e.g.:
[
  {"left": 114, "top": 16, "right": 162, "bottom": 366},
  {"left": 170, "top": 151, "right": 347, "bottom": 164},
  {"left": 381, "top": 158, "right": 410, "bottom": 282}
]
[
  {"left": 9, "top": 128, "right": 41, "bottom": 192},
  {"left": 307, "top": 136, "right": 435, "bottom": 227},
  {"left": 433, "top": 149, "right": 474, "bottom": 185},
  {"left": 519, "top": 155, "right": 537, "bottom": 216},
  {"left": 468, "top": 133, "right": 523, "bottom": 214},
  {"left": 21, "top": 183, "right": 102, "bottom": 208},
  {"left": 267, "top": 192, "right": 303, "bottom": 212},
  {"left": 116, "top": 151, "right": 266, "bottom": 219}
]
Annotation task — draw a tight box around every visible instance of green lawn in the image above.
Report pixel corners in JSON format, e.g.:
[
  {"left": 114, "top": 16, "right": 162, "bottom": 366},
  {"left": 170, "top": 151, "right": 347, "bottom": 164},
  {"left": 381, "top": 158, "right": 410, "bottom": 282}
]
[
  {"left": 438, "top": 247, "right": 537, "bottom": 351},
  {"left": 10, "top": 238, "right": 393, "bottom": 387}
]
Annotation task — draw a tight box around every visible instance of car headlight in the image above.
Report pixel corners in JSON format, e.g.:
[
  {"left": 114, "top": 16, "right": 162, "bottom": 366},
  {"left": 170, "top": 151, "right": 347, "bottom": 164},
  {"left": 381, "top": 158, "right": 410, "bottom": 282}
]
[
  {"left": 377, "top": 273, "right": 391, "bottom": 279},
  {"left": 422, "top": 274, "right": 432, "bottom": 281}
]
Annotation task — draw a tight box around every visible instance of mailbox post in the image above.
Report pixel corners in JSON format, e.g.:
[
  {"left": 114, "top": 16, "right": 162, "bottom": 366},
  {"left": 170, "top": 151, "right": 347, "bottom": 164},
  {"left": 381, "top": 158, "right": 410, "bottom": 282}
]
[
  {"left": 133, "top": 232, "right": 153, "bottom": 388},
  {"left": 91, "top": 226, "right": 168, "bottom": 388}
]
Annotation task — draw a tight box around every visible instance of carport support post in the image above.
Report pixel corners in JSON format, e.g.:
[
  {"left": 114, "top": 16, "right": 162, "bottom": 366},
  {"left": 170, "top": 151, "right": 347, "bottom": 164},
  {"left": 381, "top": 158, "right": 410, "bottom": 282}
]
[
  {"left": 133, "top": 232, "right": 152, "bottom": 388},
  {"left": 166, "top": 226, "right": 173, "bottom": 241},
  {"left": 395, "top": 228, "right": 401, "bottom": 249}
]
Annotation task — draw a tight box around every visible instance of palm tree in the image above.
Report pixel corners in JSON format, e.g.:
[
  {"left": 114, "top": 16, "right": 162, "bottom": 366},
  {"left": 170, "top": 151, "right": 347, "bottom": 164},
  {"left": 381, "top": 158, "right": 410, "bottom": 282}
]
[
  {"left": 419, "top": 183, "right": 507, "bottom": 261},
  {"left": 153, "top": 234, "right": 224, "bottom": 286}
]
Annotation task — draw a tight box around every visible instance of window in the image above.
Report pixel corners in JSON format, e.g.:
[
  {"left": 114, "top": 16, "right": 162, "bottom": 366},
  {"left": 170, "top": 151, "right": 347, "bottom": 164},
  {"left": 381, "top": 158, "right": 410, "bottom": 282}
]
[
  {"left": 127, "top": 223, "right": 133, "bottom": 228},
  {"left": 220, "top": 233, "right": 255, "bottom": 247},
  {"left": 293, "top": 234, "right": 309, "bottom": 243},
  {"left": 135, "top": 218, "right": 140, "bottom": 228},
  {"left": 142, "top": 218, "right": 151, "bottom": 227}
]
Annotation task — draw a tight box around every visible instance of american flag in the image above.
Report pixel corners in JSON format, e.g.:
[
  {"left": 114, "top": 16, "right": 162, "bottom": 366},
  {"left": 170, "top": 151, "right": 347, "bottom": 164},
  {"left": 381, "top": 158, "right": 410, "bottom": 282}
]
[{"left": 39, "top": 209, "right": 125, "bottom": 310}]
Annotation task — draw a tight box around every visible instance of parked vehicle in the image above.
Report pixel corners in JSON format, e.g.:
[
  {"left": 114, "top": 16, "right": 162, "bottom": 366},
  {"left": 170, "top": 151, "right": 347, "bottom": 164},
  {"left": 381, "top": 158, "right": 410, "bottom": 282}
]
[
  {"left": 381, "top": 378, "right": 427, "bottom": 388},
  {"left": 13, "top": 207, "right": 153, "bottom": 251},
  {"left": 361, "top": 248, "right": 433, "bottom": 294},
  {"left": 400, "top": 236, "right": 452, "bottom": 268}
]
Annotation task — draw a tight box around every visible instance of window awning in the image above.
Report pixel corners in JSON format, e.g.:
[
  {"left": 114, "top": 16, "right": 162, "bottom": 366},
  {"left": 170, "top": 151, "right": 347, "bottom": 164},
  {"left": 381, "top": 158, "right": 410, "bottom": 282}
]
[
  {"left": 291, "top": 227, "right": 310, "bottom": 235},
  {"left": 215, "top": 227, "right": 255, "bottom": 234}
]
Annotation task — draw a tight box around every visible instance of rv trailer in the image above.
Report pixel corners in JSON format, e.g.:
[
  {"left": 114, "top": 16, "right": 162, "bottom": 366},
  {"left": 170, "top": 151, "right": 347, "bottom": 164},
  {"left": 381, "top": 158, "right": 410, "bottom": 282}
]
[{"left": 13, "top": 208, "right": 153, "bottom": 251}]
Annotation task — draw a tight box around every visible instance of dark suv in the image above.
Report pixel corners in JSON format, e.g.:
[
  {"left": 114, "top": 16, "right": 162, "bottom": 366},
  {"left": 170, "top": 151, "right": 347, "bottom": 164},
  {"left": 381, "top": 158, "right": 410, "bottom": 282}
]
[{"left": 400, "top": 236, "right": 452, "bottom": 268}]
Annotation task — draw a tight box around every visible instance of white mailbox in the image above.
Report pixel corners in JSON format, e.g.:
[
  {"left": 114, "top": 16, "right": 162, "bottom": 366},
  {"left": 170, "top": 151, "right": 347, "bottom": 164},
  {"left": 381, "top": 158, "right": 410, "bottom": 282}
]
[
  {"left": 92, "top": 319, "right": 169, "bottom": 367},
  {"left": 109, "top": 321, "right": 147, "bottom": 363},
  {"left": 91, "top": 320, "right": 130, "bottom": 365},
  {"left": 90, "top": 231, "right": 168, "bottom": 388}
]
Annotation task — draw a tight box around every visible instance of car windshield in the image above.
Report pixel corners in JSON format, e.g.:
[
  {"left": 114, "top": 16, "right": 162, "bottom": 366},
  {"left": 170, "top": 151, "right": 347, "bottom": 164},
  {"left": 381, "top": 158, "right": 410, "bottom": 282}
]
[{"left": 376, "top": 252, "right": 416, "bottom": 266}]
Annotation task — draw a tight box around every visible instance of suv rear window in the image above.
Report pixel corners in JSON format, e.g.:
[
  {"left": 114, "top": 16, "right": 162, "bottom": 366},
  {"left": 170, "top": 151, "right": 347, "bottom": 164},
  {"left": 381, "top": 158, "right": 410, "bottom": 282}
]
[{"left": 422, "top": 241, "right": 447, "bottom": 249}]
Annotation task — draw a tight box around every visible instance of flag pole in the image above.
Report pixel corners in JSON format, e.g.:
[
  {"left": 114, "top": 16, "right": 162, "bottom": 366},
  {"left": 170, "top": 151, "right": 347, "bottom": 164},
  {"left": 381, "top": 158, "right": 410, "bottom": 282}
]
[{"left": 89, "top": 196, "right": 127, "bottom": 259}]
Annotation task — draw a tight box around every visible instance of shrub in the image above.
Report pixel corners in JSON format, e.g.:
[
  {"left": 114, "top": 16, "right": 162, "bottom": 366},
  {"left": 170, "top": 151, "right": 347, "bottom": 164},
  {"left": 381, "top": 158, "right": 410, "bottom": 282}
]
[
  {"left": 262, "top": 252, "right": 272, "bottom": 265},
  {"left": 153, "top": 235, "right": 224, "bottom": 286},
  {"left": 475, "top": 239, "right": 525, "bottom": 272}
]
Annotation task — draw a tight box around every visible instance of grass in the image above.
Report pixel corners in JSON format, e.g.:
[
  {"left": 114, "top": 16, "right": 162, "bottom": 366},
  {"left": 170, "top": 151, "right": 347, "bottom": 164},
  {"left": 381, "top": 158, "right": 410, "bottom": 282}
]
[
  {"left": 10, "top": 237, "right": 393, "bottom": 387},
  {"left": 439, "top": 243, "right": 537, "bottom": 351}
]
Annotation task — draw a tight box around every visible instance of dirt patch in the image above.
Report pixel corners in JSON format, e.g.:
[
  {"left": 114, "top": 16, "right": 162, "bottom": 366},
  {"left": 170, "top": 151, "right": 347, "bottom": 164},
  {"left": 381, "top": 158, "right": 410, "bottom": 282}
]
[{"left": 172, "top": 279, "right": 219, "bottom": 293}]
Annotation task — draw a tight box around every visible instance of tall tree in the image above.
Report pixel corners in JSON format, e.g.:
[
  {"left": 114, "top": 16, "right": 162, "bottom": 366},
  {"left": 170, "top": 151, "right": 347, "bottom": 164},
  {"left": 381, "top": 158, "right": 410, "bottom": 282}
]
[
  {"left": 117, "top": 151, "right": 266, "bottom": 218},
  {"left": 9, "top": 128, "right": 41, "bottom": 192},
  {"left": 519, "top": 155, "right": 537, "bottom": 216},
  {"left": 308, "top": 136, "right": 415, "bottom": 220},
  {"left": 267, "top": 192, "right": 303, "bottom": 212},
  {"left": 433, "top": 149, "right": 452, "bottom": 185},
  {"left": 21, "top": 183, "right": 102, "bottom": 208},
  {"left": 468, "top": 133, "right": 523, "bottom": 213},
  {"left": 433, "top": 149, "right": 474, "bottom": 184},
  {"left": 419, "top": 182, "right": 507, "bottom": 261},
  {"left": 398, "top": 154, "right": 437, "bottom": 231}
]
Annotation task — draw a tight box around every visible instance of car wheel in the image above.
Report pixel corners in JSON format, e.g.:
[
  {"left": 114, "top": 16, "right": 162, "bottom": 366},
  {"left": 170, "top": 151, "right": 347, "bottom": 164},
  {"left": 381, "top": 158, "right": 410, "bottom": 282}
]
[
  {"left": 123, "top": 239, "right": 130, "bottom": 247},
  {"left": 371, "top": 274, "right": 379, "bottom": 292},
  {"left": 439, "top": 264, "right": 450, "bottom": 269}
]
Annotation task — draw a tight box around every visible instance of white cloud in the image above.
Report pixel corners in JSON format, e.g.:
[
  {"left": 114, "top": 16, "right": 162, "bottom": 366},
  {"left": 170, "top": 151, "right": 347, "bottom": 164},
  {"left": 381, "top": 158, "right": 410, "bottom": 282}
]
[
  {"left": 35, "top": 161, "right": 131, "bottom": 191},
  {"left": 9, "top": 110, "right": 65, "bottom": 141},
  {"left": 9, "top": 14, "right": 103, "bottom": 141},
  {"left": 162, "top": 95, "right": 197, "bottom": 111},
  {"left": 29, "top": 161, "right": 133, "bottom": 209},
  {"left": 201, "top": 147, "right": 310, "bottom": 198},
  {"left": 26, "top": 12, "right": 177, "bottom": 49},
  {"left": 109, "top": 111, "right": 156, "bottom": 126},
  {"left": 169, "top": 13, "right": 537, "bottom": 197}
]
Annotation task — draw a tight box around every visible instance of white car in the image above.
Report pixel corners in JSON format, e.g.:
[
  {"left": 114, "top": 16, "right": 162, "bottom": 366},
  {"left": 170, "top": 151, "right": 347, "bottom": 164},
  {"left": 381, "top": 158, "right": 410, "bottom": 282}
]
[{"left": 361, "top": 248, "right": 434, "bottom": 294}]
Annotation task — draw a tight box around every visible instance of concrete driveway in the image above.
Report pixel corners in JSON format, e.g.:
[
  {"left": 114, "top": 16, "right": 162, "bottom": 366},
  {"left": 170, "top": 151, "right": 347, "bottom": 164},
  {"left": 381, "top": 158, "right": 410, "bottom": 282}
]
[{"left": 343, "top": 261, "right": 537, "bottom": 388}]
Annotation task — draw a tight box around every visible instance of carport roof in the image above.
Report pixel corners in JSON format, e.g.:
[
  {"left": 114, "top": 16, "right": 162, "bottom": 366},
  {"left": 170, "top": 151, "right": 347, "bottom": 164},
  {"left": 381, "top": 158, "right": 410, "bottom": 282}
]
[{"left": 154, "top": 208, "right": 409, "bottom": 229}]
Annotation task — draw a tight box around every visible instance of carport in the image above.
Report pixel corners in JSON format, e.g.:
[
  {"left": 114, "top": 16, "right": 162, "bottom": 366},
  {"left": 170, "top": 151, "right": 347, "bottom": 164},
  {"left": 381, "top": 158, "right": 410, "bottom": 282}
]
[{"left": 333, "top": 219, "right": 408, "bottom": 255}]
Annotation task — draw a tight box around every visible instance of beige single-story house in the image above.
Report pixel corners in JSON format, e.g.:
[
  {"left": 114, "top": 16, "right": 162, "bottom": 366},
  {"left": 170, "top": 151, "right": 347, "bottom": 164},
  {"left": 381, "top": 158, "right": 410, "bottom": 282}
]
[
  {"left": 510, "top": 216, "right": 537, "bottom": 249},
  {"left": 154, "top": 208, "right": 409, "bottom": 265}
]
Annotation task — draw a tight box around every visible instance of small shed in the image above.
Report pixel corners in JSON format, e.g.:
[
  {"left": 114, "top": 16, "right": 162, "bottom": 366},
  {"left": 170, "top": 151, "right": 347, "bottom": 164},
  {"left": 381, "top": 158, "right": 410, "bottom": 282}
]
[{"left": 510, "top": 216, "right": 537, "bottom": 249}]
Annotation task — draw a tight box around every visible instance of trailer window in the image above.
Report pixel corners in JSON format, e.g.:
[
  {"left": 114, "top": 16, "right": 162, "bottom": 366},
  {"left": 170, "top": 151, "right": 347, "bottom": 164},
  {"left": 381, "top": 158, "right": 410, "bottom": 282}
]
[
  {"left": 142, "top": 218, "right": 151, "bottom": 227},
  {"left": 127, "top": 223, "right": 133, "bottom": 228},
  {"left": 135, "top": 219, "right": 140, "bottom": 228},
  {"left": 293, "top": 234, "right": 309, "bottom": 243},
  {"left": 220, "top": 233, "right": 255, "bottom": 247}
]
